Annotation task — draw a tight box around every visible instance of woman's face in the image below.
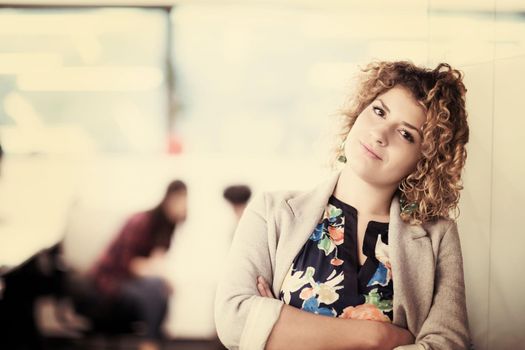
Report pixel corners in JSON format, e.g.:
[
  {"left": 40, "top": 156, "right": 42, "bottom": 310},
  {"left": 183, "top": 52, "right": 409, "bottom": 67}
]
[
  {"left": 163, "top": 191, "right": 188, "bottom": 223},
  {"left": 344, "top": 85, "right": 426, "bottom": 188}
]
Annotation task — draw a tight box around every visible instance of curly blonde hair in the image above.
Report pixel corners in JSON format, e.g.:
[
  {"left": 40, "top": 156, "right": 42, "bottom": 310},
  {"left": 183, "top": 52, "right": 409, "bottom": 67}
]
[{"left": 333, "top": 61, "right": 469, "bottom": 224}]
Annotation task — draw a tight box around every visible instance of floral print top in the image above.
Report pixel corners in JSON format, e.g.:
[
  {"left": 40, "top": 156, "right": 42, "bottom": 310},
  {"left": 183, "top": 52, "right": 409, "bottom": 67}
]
[{"left": 279, "top": 195, "right": 394, "bottom": 322}]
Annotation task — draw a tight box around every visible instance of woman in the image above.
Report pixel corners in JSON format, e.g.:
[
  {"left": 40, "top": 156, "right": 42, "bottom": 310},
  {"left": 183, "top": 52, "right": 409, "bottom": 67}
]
[
  {"left": 89, "top": 179, "right": 187, "bottom": 350},
  {"left": 215, "top": 61, "right": 471, "bottom": 350}
]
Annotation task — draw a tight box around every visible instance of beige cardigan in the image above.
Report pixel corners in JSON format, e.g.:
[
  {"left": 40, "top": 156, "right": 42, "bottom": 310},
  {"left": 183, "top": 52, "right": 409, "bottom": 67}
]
[{"left": 214, "top": 171, "right": 471, "bottom": 350}]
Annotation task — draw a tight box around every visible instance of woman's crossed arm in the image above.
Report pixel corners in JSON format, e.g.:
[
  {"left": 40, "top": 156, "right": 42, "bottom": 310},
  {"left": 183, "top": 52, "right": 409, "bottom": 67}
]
[{"left": 257, "top": 276, "right": 414, "bottom": 350}]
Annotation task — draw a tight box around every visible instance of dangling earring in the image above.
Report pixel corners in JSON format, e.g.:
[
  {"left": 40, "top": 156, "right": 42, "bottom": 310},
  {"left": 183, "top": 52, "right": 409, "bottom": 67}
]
[
  {"left": 399, "top": 195, "right": 418, "bottom": 216},
  {"left": 337, "top": 139, "right": 347, "bottom": 163}
]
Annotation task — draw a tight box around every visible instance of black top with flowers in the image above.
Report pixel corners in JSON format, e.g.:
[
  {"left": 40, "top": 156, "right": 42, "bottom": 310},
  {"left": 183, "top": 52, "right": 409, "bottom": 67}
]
[{"left": 278, "top": 195, "right": 394, "bottom": 322}]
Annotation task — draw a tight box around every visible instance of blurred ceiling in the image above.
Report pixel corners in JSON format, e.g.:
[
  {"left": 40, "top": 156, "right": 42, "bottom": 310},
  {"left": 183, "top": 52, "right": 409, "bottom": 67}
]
[{"left": 0, "top": 0, "right": 524, "bottom": 13}]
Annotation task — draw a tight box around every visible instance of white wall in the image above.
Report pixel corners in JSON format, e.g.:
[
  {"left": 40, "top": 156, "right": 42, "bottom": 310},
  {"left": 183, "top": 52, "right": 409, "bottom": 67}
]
[{"left": 429, "top": 0, "right": 525, "bottom": 349}]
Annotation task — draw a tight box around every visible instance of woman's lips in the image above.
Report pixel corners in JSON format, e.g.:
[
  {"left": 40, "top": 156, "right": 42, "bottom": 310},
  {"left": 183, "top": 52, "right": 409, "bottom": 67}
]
[{"left": 360, "top": 142, "right": 382, "bottom": 160}]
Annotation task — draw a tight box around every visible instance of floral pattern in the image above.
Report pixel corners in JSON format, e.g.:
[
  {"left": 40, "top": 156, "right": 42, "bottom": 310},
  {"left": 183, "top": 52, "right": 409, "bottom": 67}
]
[{"left": 279, "top": 196, "right": 394, "bottom": 322}]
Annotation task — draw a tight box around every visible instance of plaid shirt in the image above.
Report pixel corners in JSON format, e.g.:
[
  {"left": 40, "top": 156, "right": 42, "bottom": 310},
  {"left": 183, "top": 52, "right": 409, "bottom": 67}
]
[{"left": 90, "top": 211, "right": 171, "bottom": 296}]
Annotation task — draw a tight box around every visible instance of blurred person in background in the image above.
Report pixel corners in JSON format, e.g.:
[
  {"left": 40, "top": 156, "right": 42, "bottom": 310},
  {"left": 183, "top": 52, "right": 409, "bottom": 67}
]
[
  {"left": 86, "top": 179, "right": 187, "bottom": 350},
  {"left": 0, "top": 141, "right": 67, "bottom": 350},
  {"left": 223, "top": 185, "right": 252, "bottom": 223},
  {"left": 215, "top": 61, "right": 471, "bottom": 350}
]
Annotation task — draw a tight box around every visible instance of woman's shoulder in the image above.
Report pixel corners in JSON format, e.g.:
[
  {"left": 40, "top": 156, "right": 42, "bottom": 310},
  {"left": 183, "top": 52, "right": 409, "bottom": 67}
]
[
  {"left": 249, "top": 173, "right": 340, "bottom": 217},
  {"left": 261, "top": 189, "right": 306, "bottom": 202},
  {"left": 422, "top": 216, "right": 460, "bottom": 242},
  {"left": 247, "top": 189, "right": 306, "bottom": 214}
]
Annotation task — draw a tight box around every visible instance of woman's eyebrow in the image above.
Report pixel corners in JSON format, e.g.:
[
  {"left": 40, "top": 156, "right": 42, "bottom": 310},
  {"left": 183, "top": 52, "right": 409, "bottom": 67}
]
[
  {"left": 402, "top": 121, "right": 423, "bottom": 137},
  {"left": 376, "top": 98, "right": 390, "bottom": 113}
]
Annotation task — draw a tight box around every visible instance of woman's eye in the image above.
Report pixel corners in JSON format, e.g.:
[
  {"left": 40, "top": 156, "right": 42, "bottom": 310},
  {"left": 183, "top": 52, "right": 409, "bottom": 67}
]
[
  {"left": 373, "top": 106, "right": 385, "bottom": 117},
  {"left": 400, "top": 129, "right": 415, "bottom": 143}
]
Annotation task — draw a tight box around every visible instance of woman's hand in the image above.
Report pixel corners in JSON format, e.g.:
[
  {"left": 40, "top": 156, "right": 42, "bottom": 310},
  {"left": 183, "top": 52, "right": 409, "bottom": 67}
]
[{"left": 257, "top": 276, "right": 275, "bottom": 299}]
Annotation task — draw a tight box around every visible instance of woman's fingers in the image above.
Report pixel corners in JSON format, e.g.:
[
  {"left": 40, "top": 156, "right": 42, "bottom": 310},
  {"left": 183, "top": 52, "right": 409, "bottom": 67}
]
[
  {"left": 257, "top": 276, "right": 269, "bottom": 297},
  {"left": 257, "top": 276, "right": 275, "bottom": 298},
  {"left": 257, "top": 281, "right": 268, "bottom": 297},
  {"left": 263, "top": 281, "right": 275, "bottom": 298}
]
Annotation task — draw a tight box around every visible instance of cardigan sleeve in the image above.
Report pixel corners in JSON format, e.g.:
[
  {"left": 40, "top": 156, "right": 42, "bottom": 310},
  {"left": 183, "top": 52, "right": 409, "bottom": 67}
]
[
  {"left": 214, "top": 193, "right": 284, "bottom": 350},
  {"left": 401, "top": 221, "right": 471, "bottom": 350}
]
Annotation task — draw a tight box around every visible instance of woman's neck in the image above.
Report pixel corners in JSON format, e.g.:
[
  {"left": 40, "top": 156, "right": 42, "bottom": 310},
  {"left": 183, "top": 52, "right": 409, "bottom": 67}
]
[{"left": 333, "top": 166, "right": 397, "bottom": 218}]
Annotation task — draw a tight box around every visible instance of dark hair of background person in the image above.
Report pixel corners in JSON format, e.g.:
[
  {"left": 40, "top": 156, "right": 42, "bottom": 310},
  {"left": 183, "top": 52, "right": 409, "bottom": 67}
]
[
  {"left": 223, "top": 185, "right": 252, "bottom": 205},
  {"left": 149, "top": 179, "right": 187, "bottom": 246}
]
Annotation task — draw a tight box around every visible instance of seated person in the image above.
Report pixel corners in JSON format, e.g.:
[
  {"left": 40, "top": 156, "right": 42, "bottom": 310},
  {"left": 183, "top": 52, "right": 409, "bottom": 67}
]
[{"left": 88, "top": 179, "right": 187, "bottom": 350}]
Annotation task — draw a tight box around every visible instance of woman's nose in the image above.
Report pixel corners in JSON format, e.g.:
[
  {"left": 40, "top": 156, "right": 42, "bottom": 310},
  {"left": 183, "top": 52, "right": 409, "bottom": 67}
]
[{"left": 370, "top": 125, "right": 388, "bottom": 146}]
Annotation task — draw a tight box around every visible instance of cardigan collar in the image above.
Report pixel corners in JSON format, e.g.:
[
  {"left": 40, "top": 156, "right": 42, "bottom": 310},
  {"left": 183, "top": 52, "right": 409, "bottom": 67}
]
[
  {"left": 285, "top": 170, "right": 427, "bottom": 241},
  {"left": 273, "top": 171, "right": 432, "bottom": 304}
]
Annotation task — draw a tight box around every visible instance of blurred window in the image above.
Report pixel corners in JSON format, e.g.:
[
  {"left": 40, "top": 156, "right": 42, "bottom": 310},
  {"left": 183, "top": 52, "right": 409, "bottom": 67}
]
[
  {"left": 0, "top": 7, "right": 169, "bottom": 155},
  {"left": 1, "top": 3, "right": 520, "bottom": 159}
]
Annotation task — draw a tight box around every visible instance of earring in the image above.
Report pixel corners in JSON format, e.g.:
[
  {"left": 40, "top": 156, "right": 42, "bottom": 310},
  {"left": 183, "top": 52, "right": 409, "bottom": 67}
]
[
  {"left": 399, "top": 197, "right": 418, "bottom": 215},
  {"left": 337, "top": 139, "right": 347, "bottom": 163}
]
